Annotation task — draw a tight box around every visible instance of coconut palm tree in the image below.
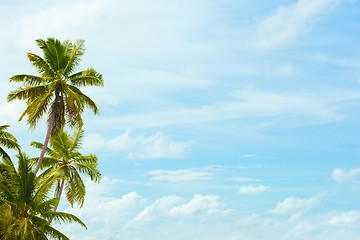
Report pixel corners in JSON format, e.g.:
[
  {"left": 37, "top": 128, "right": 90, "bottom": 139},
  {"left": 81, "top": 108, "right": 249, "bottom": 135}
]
[
  {"left": 0, "top": 152, "right": 86, "bottom": 240},
  {"left": 0, "top": 125, "right": 20, "bottom": 160},
  {"left": 30, "top": 128, "right": 101, "bottom": 211},
  {"left": 7, "top": 38, "right": 104, "bottom": 174}
]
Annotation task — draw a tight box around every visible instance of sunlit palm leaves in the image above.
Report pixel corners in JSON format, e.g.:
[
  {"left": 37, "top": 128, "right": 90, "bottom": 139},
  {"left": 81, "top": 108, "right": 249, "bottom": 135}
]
[
  {"left": 0, "top": 152, "right": 86, "bottom": 240},
  {"left": 8, "top": 38, "right": 104, "bottom": 135},
  {"left": 0, "top": 125, "right": 20, "bottom": 160},
  {"left": 31, "top": 128, "right": 101, "bottom": 208},
  {"left": 7, "top": 38, "right": 104, "bottom": 174}
]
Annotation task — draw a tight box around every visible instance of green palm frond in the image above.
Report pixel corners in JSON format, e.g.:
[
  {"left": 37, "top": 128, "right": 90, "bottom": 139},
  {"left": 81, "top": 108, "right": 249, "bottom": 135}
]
[
  {"left": 0, "top": 152, "right": 85, "bottom": 239},
  {"left": 69, "top": 128, "right": 84, "bottom": 152},
  {"left": 63, "top": 39, "right": 85, "bottom": 77},
  {"left": 31, "top": 129, "right": 101, "bottom": 209},
  {"left": 69, "top": 68, "right": 104, "bottom": 86},
  {"left": 30, "top": 141, "right": 57, "bottom": 158},
  {"left": 66, "top": 167, "right": 86, "bottom": 207},
  {"left": 68, "top": 85, "right": 99, "bottom": 115},
  {"left": 0, "top": 125, "right": 20, "bottom": 160},
  {"left": 10, "top": 74, "right": 46, "bottom": 86},
  {"left": 22, "top": 91, "right": 53, "bottom": 128},
  {"left": 27, "top": 52, "right": 54, "bottom": 78},
  {"left": 7, "top": 85, "right": 49, "bottom": 103}
]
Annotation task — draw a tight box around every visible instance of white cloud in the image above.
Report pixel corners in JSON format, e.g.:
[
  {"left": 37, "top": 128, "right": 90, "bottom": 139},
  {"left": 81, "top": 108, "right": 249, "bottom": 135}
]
[
  {"left": 169, "top": 194, "right": 224, "bottom": 217},
  {"left": 238, "top": 185, "right": 270, "bottom": 195},
  {"left": 0, "top": 101, "right": 26, "bottom": 126},
  {"left": 329, "top": 211, "right": 360, "bottom": 226},
  {"left": 255, "top": 0, "right": 338, "bottom": 50},
  {"left": 274, "top": 62, "right": 295, "bottom": 75},
  {"left": 148, "top": 169, "right": 213, "bottom": 182},
  {"left": 315, "top": 55, "right": 360, "bottom": 68},
  {"left": 331, "top": 168, "right": 360, "bottom": 183},
  {"left": 15, "top": 0, "right": 109, "bottom": 49},
  {"left": 84, "top": 130, "right": 192, "bottom": 160},
  {"left": 268, "top": 196, "right": 321, "bottom": 220},
  {"left": 134, "top": 195, "right": 182, "bottom": 221},
  {"left": 94, "top": 88, "right": 359, "bottom": 130},
  {"left": 230, "top": 178, "right": 261, "bottom": 182},
  {"left": 134, "top": 194, "right": 225, "bottom": 222},
  {"left": 237, "top": 214, "right": 263, "bottom": 225}
]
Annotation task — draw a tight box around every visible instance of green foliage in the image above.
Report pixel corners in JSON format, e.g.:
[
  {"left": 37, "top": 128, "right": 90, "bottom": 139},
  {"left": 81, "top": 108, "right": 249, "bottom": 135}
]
[
  {"left": 0, "top": 125, "right": 20, "bottom": 161},
  {"left": 0, "top": 152, "right": 86, "bottom": 240},
  {"left": 7, "top": 38, "right": 104, "bottom": 136},
  {"left": 30, "top": 128, "right": 101, "bottom": 208}
]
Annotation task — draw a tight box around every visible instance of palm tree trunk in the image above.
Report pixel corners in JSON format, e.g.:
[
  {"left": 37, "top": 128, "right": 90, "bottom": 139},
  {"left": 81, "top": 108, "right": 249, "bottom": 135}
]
[
  {"left": 49, "top": 179, "right": 65, "bottom": 224},
  {"left": 34, "top": 90, "right": 59, "bottom": 175},
  {"left": 54, "top": 179, "right": 65, "bottom": 212},
  {"left": 34, "top": 113, "right": 54, "bottom": 174}
]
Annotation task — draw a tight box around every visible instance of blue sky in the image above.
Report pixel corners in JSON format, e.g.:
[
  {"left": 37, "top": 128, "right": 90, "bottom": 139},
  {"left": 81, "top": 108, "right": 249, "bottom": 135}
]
[{"left": 1, "top": 0, "right": 360, "bottom": 239}]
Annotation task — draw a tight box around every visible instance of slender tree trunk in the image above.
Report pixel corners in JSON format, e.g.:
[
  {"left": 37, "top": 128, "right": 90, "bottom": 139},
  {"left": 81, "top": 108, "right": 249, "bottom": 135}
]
[
  {"left": 54, "top": 179, "right": 65, "bottom": 212},
  {"left": 34, "top": 114, "right": 54, "bottom": 174},
  {"left": 49, "top": 178, "right": 65, "bottom": 224},
  {"left": 34, "top": 89, "right": 59, "bottom": 175}
]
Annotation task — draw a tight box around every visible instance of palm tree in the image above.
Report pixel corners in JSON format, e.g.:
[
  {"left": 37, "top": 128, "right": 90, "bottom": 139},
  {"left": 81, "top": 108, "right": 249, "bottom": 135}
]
[
  {"left": 0, "top": 152, "right": 86, "bottom": 240},
  {"left": 7, "top": 38, "right": 104, "bottom": 174},
  {"left": 0, "top": 125, "right": 20, "bottom": 160},
  {"left": 30, "top": 128, "right": 101, "bottom": 211}
]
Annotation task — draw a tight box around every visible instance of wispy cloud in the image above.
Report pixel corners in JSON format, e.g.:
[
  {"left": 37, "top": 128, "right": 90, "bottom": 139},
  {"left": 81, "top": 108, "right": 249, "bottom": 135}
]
[
  {"left": 135, "top": 194, "right": 225, "bottom": 222},
  {"left": 238, "top": 185, "right": 270, "bottom": 195},
  {"left": 314, "top": 55, "right": 360, "bottom": 68},
  {"left": 331, "top": 168, "right": 360, "bottom": 183},
  {"left": 268, "top": 196, "right": 321, "bottom": 221},
  {"left": 84, "top": 130, "right": 192, "bottom": 160},
  {"left": 329, "top": 211, "right": 360, "bottom": 226},
  {"left": 255, "top": 0, "right": 338, "bottom": 50},
  {"left": 134, "top": 195, "right": 182, "bottom": 221},
  {"left": 15, "top": 0, "right": 110, "bottom": 49},
  {"left": 230, "top": 178, "right": 261, "bottom": 183},
  {"left": 148, "top": 169, "right": 213, "bottom": 182},
  {"left": 168, "top": 194, "right": 224, "bottom": 217},
  {"left": 94, "top": 88, "right": 359, "bottom": 130}
]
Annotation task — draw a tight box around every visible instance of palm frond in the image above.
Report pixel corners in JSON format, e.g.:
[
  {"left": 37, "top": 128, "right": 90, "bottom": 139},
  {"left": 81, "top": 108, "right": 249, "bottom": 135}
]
[
  {"left": 42, "top": 211, "right": 87, "bottom": 229},
  {"left": 63, "top": 39, "right": 85, "bottom": 77},
  {"left": 27, "top": 52, "right": 55, "bottom": 78},
  {"left": 7, "top": 85, "right": 48, "bottom": 103},
  {"left": 73, "top": 161, "right": 101, "bottom": 183},
  {"left": 10, "top": 74, "right": 46, "bottom": 86},
  {"left": 30, "top": 141, "right": 57, "bottom": 158},
  {"left": 69, "top": 127, "right": 84, "bottom": 152},
  {"left": 68, "top": 85, "right": 99, "bottom": 115}
]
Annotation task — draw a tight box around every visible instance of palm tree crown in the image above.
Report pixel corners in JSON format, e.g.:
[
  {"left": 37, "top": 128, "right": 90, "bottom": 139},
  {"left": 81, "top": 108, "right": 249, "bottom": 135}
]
[
  {"left": 31, "top": 128, "right": 101, "bottom": 208},
  {"left": 7, "top": 38, "right": 104, "bottom": 135},
  {"left": 0, "top": 125, "right": 20, "bottom": 160},
  {"left": 7, "top": 38, "right": 104, "bottom": 174},
  {"left": 0, "top": 152, "right": 86, "bottom": 240}
]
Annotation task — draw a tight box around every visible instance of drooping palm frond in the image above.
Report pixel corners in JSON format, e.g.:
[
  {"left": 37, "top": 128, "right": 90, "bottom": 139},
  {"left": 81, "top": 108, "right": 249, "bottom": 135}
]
[
  {"left": 30, "top": 128, "right": 101, "bottom": 209},
  {"left": 0, "top": 125, "right": 20, "bottom": 160},
  {"left": 0, "top": 152, "right": 86, "bottom": 239}
]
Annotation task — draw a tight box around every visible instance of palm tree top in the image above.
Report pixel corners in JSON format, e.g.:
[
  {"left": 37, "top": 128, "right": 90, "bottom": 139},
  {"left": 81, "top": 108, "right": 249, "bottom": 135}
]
[
  {"left": 0, "top": 152, "right": 86, "bottom": 239},
  {"left": 30, "top": 128, "right": 101, "bottom": 208},
  {"left": 7, "top": 38, "right": 104, "bottom": 136}
]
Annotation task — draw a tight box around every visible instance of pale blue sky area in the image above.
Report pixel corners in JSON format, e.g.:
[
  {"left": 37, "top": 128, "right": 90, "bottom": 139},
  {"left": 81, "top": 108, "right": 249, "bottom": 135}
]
[{"left": 1, "top": 0, "right": 360, "bottom": 239}]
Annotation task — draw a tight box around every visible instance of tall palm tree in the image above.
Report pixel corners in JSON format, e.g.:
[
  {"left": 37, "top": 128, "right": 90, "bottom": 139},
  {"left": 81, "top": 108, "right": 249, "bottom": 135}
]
[
  {"left": 0, "top": 152, "right": 86, "bottom": 240},
  {"left": 0, "top": 125, "right": 20, "bottom": 160},
  {"left": 30, "top": 128, "right": 101, "bottom": 211},
  {"left": 7, "top": 38, "right": 104, "bottom": 174}
]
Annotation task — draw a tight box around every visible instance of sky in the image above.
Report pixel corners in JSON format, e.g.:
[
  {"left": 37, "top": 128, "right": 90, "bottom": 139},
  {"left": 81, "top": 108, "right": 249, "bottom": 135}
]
[{"left": 1, "top": 0, "right": 360, "bottom": 239}]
